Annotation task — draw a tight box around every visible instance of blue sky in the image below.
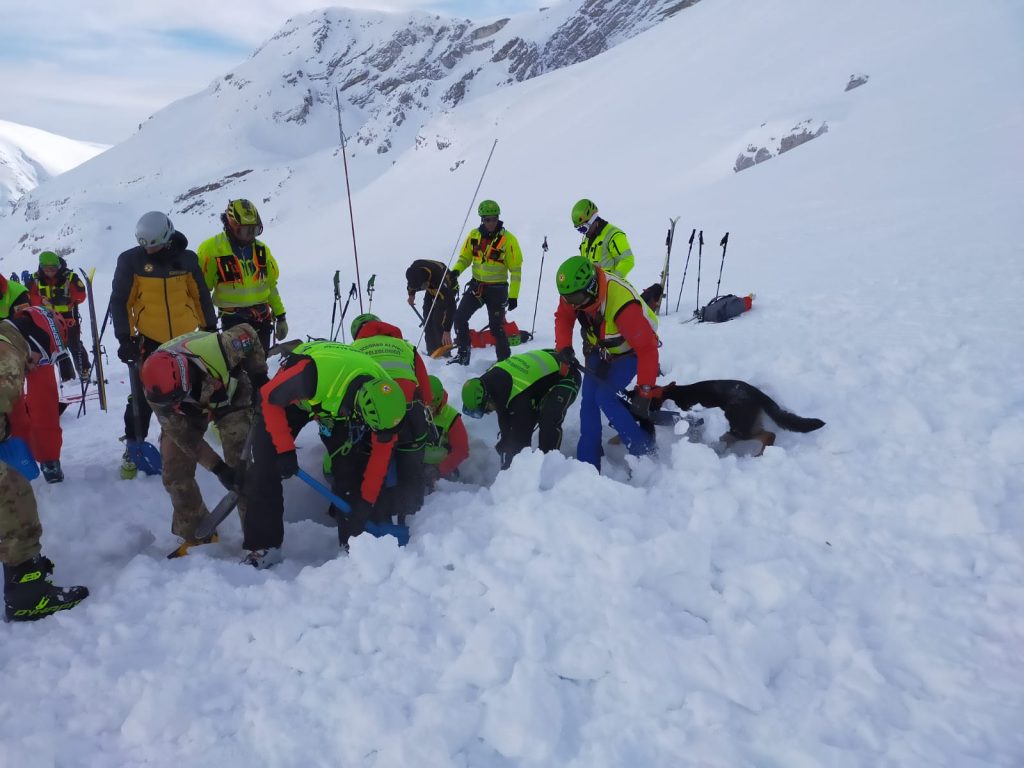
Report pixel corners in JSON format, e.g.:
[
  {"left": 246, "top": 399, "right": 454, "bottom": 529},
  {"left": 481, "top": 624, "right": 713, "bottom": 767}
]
[{"left": 0, "top": 0, "right": 545, "bottom": 145}]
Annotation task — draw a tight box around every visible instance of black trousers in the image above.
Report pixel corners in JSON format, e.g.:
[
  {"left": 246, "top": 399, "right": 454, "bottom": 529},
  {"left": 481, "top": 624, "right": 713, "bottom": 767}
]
[
  {"left": 421, "top": 296, "right": 452, "bottom": 355},
  {"left": 241, "top": 406, "right": 311, "bottom": 551},
  {"left": 454, "top": 281, "right": 510, "bottom": 361},
  {"left": 57, "top": 320, "right": 90, "bottom": 382},
  {"left": 496, "top": 371, "right": 581, "bottom": 469},
  {"left": 123, "top": 337, "right": 162, "bottom": 441},
  {"left": 221, "top": 305, "right": 275, "bottom": 352}
]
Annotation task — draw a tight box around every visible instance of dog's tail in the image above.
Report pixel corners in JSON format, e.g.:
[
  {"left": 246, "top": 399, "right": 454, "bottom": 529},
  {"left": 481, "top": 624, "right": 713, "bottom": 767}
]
[{"left": 759, "top": 394, "right": 825, "bottom": 433}]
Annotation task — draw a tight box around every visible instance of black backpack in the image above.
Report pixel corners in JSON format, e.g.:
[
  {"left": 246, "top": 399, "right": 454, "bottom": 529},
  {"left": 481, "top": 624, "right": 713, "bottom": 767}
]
[{"left": 698, "top": 294, "right": 750, "bottom": 323}]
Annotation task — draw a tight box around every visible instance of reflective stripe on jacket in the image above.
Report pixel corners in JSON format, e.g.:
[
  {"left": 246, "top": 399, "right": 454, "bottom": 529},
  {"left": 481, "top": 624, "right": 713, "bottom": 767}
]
[
  {"left": 453, "top": 227, "right": 524, "bottom": 298},
  {"left": 197, "top": 232, "right": 285, "bottom": 315}
]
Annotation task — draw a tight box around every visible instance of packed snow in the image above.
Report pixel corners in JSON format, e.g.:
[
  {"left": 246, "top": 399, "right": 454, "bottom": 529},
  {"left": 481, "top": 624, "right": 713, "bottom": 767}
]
[{"left": 1, "top": 1, "right": 1022, "bottom": 766}]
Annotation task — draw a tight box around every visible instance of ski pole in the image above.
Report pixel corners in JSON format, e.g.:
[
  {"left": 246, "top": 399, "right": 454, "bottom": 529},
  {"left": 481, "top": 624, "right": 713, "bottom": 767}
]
[
  {"left": 416, "top": 138, "right": 499, "bottom": 351},
  {"left": 336, "top": 282, "right": 357, "bottom": 342},
  {"left": 659, "top": 217, "right": 679, "bottom": 315},
  {"left": 714, "top": 232, "right": 730, "bottom": 300},
  {"left": 366, "top": 274, "right": 376, "bottom": 313},
  {"left": 530, "top": 236, "right": 548, "bottom": 337},
  {"left": 694, "top": 230, "right": 704, "bottom": 316},
  {"left": 336, "top": 89, "right": 364, "bottom": 312},
  {"left": 329, "top": 270, "right": 341, "bottom": 340},
  {"left": 674, "top": 229, "right": 696, "bottom": 313}
]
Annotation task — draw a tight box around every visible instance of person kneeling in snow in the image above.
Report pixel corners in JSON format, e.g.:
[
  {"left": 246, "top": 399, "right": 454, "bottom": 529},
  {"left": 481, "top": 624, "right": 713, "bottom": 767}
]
[
  {"left": 461, "top": 349, "right": 580, "bottom": 470},
  {"left": 140, "top": 324, "right": 268, "bottom": 558},
  {"left": 423, "top": 375, "right": 469, "bottom": 483},
  {"left": 553, "top": 257, "right": 660, "bottom": 471},
  {"left": 1, "top": 306, "right": 88, "bottom": 621},
  {"left": 244, "top": 342, "right": 408, "bottom": 567}
]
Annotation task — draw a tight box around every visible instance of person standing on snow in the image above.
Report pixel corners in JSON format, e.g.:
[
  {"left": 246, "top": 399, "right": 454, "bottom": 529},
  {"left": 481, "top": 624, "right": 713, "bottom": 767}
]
[
  {"left": 570, "top": 198, "right": 635, "bottom": 279},
  {"left": 405, "top": 259, "right": 458, "bottom": 356},
  {"left": 26, "top": 251, "right": 91, "bottom": 382},
  {"left": 553, "top": 256, "right": 659, "bottom": 470},
  {"left": 242, "top": 342, "right": 408, "bottom": 568},
  {"left": 460, "top": 349, "right": 580, "bottom": 470},
  {"left": 197, "top": 199, "right": 288, "bottom": 352},
  {"left": 0, "top": 306, "right": 88, "bottom": 621},
  {"left": 139, "top": 324, "right": 268, "bottom": 559},
  {"left": 450, "top": 200, "right": 524, "bottom": 365},
  {"left": 111, "top": 211, "right": 218, "bottom": 479},
  {"left": 423, "top": 375, "right": 469, "bottom": 483}
]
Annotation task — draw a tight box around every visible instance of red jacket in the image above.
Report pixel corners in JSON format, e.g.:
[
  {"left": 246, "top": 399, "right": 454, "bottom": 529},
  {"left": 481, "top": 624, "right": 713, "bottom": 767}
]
[
  {"left": 553, "top": 269, "right": 659, "bottom": 388},
  {"left": 354, "top": 320, "right": 433, "bottom": 407}
]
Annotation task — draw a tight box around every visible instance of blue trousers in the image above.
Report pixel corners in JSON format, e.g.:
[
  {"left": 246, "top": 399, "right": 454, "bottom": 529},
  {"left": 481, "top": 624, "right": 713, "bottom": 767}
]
[{"left": 577, "top": 352, "right": 654, "bottom": 470}]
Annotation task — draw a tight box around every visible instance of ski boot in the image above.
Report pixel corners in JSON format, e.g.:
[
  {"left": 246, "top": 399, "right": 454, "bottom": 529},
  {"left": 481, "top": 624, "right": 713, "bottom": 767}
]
[
  {"left": 120, "top": 451, "right": 138, "bottom": 480},
  {"left": 4, "top": 555, "right": 89, "bottom": 622},
  {"left": 167, "top": 533, "right": 219, "bottom": 559},
  {"left": 240, "top": 548, "right": 282, "bottom": 570},
  {"left": 447, "top": 348, "right": 470, "bottom": 366},
  {"left": 40, "top": 461, "right": 64, "bottom": 484}
]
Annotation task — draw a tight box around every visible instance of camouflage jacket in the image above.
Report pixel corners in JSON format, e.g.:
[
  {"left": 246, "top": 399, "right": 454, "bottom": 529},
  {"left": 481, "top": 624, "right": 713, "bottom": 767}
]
[
  {"left": 0, "top": 320, "right": 29, "bottom": 440},
  {"left": 153, "top": 324, "right": 267, "bottom": 469}
]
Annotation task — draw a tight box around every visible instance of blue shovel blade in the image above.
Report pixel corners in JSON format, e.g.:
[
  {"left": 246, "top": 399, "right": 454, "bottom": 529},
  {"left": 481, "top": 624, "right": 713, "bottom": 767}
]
[
  {"left": 0, "top": 437, "right": 40, "bottom": 481},
  {"left": 126, "top": 440, "right": 163, "bottom": 475}
]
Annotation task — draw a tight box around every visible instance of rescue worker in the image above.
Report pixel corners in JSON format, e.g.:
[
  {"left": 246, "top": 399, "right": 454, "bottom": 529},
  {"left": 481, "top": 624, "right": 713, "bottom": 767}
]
[
  {"left": 3, "top": 267, "right": 66, "bottom": 483},
  {"left": 26, "top": 251, "right": 90, "bottom": 381},
  {"left": 450, "top": 200, "right": 524, "bottom": 365},
  {"left": 348, "top": 314, "right": 434, "bottom": 519},
  {"left": 111, "top": 211, "right": 217, "bottom": 479},
  {"left": 139, "top": 323, "right": 269, "bottom": 558},
  {"left": 242, "top": 342, "right": 408, "bottom": 568},
  {"left": 405, "top": 259, "right": 458, "bottom": 356},
  {"left": 197, "top": 199, "right": 287, "bottom": 352},
  {"left": 461, "top": 349, "right": 580, "bottom": 470},
  {"left": 424, "top": 376, "right": 469, "bottom": 482},
  {"left": 553, "top": 256, "right": 660, "bottom": 470},
  {"left": 570, "top": 199, "right": 635, "bottom": 279},
  {"left": 1, "top": 305, "right": 88, "bottom": 621}
]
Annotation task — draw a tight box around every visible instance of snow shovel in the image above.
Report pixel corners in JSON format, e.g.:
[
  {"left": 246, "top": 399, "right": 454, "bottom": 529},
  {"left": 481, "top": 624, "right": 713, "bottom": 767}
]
[
  {"left": 194, "top": 418, "right": 259, "bottom": 541},
  {"left": 295, "top": 468, "right": 410, "bottom": 547},
  {"left": 126, "top": 361, "right": 162, "bottom": 475},
  {"left": 0, "top": 437, "right": 40, "bottom": 481}
]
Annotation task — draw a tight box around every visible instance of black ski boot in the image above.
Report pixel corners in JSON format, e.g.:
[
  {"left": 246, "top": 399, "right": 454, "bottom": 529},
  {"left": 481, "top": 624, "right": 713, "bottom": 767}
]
[
  {"left": 448, "top": 348, "right": 470, "bottom": 366},
  {"left": 4, "top": 555, "right": 88, "bottom": 622},
  {"left": 41, "top": 461, "right": 64, "bottom": 484}
]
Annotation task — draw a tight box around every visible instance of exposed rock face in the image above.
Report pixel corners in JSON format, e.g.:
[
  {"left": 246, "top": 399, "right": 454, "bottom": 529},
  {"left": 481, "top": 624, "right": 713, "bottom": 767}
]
[
  {"left": 734, "top": 120, "right": 829, "bottom": 173},
  {"left": 845, "top": 73, "right": 869, "bottom": 91}
]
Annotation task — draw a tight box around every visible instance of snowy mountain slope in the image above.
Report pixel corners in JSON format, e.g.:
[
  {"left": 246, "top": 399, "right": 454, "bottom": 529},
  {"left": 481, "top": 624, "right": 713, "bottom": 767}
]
[
  {"left": 0, "top": 119, "right": 107, "bottom": 214},
  {"left": 0, "top": 0, "right": 696, "bottom": 266},
  {"left": 2, "top": 1, "right": 1024, "bottom": 767}
]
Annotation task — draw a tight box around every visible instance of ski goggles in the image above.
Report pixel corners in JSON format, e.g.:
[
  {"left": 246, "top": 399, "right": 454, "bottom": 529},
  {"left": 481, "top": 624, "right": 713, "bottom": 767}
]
[
  {"left": 560, "top": 288, "right": 595, "bottom": 308},
  {"left": 575, "top": 212, "right": 598, "bottom": 234},
  {"left": 232, "top": 224, "right": 260, "bottom": 242}
]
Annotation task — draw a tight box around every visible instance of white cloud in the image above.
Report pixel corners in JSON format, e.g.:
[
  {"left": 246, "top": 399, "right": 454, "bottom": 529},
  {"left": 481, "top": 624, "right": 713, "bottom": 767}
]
[{"left": 0, "top": 0, "right": 545, "bottom": 143}]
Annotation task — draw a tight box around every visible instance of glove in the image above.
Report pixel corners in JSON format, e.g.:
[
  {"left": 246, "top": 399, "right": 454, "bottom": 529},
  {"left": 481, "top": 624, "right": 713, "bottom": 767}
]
[
  {"left": 450, "top": 269, "right": 460, "bottom": 280},
  {"left": 555, "top": 347, "right": 577, "bottom": 366},
  {"left": 211, "top": 460, "right": 239, "bottom": 492},
  {"left": 276, "top": 450, "right": 298, "bottom": 479},
  {"left": 275, "top": 314, "right": 288, "bottom": 339},
  {"left": 506, "top": 298, "right": 518, "bottom": 311},
  {"left": 630, "top": 385, "right": 657, "bottom": 420},
  {"left": 117, "top": 337, "right": 139, "bottom": 364}
]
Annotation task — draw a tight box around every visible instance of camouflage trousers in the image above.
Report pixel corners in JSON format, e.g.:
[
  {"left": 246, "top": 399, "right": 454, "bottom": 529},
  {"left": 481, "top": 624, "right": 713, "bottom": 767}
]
[
  {"left": 0, "top": 461, "right": 42, "bottom": 566},
  {"left": 160, "top": 409, "right": 252, "bottom": 540}
]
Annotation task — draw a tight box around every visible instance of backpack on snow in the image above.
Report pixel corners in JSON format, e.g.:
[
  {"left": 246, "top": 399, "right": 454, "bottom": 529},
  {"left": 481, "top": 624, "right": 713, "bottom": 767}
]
[{"left": 697, "top": 294, "right": 753, "bottom": 323}]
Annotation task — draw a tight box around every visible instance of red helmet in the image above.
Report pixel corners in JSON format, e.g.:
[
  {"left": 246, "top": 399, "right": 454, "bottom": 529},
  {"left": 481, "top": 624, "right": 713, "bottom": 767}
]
[
  {"left": 11, "top": 305, "right": 68, "bottom": 364},
  {"left": 141, "top": 350, "right": 192, "bottom": 406}
]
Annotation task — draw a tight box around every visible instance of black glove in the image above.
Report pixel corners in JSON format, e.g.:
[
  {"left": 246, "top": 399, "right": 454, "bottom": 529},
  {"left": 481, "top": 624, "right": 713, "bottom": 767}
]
[
  {"left": 211, "top": 460, "right": 239, "bottom": 492},
  {"left": 276, "top": 450, "right": 298, "bottom": 479},
  {"left": 117, "top": 337, "right": 139, "bottom": 363},
  {"left": 450, "top": 269, "right": 460, "bottom": 280},
  {"left": 630, "top": 389, "right": 653, "bottom": 420},
  {"left": 506, "top": 298, "right": 518, "bottom": 311},
  {"left": 555, "top": 346, "right": 577, "bottom": 366}
]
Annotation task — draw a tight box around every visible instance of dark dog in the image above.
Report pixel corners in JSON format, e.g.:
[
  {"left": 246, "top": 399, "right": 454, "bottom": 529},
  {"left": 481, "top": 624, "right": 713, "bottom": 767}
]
[{"left": 649, "top": 380, "right": 825, "bottom": 456}]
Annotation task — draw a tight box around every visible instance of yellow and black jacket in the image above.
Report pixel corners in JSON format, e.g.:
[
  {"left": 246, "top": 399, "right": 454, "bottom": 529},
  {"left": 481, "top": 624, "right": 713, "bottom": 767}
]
[{"left": 110, "top": 231, "right": 217, "bottom": 345}]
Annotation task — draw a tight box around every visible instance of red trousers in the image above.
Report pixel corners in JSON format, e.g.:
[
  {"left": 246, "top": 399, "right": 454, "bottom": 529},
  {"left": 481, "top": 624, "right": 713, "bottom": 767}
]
[{"left": 9, "top": 366, "right": 62, "bottom": 463}]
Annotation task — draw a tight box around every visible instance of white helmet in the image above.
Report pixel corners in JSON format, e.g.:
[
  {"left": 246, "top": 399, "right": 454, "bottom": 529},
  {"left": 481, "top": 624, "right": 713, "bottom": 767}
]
[{"left": 135, "top": 211, "right": 175, "bottom": 248}]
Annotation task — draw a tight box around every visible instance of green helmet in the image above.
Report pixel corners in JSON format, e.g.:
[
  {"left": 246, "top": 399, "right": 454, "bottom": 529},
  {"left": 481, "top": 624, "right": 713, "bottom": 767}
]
[
  {"left": 354, "top": 377, "right": 407, "bottom": 431},
  {"left": 350, "top": 313, "right": 380, "bottom": 339},
  {"left": 555, "top": 256, "right": 598, "bottom": 301},
  {"left": 571, "top": 198, "right": 598, "bottom": 228},
  {"left": 38, "top": 251, "right": 60, "bottom": 267},
  {"left": 461, "top": 377, "right": 488, "bottom": 418},
  {"left": 478, "top": 200, "right": 500, "bottom": 218},
  {"left": 428, "top": 375, "right": 446, "bottom": 406}
]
